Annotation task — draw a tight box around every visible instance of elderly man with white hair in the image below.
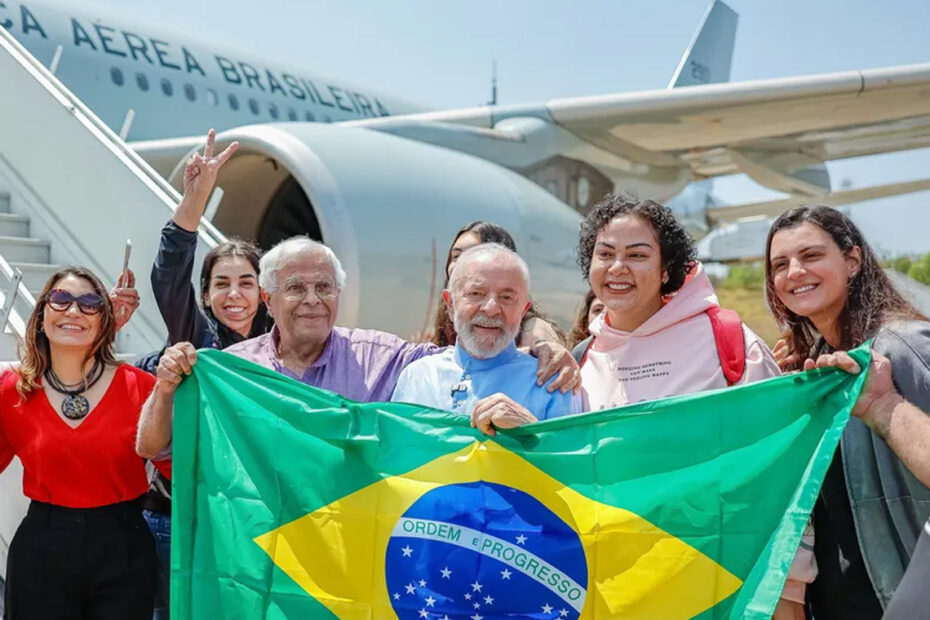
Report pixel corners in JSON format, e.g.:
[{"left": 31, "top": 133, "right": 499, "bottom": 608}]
[
  {"left": 392, "top": 243, "right": 584, "bottom": 435},
  {"left": 137, "top": 236, "right": 579, "bottom": 457}
]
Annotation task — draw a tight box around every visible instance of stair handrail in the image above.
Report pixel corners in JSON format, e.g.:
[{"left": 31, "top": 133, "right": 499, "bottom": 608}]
[
  {"left": 0, "top": 26, "right": 227, "bottom": 250},
  {"left": 0, "top": 254, "right": 35, "bottom": 342}
]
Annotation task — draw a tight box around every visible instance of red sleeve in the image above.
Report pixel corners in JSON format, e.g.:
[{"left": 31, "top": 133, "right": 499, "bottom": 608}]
[
  {"left": 0, "top": 371, "right": 17, "bottom": 473},
  {"left": 154, "top": 459, "right": 172, "bottom": 480}
]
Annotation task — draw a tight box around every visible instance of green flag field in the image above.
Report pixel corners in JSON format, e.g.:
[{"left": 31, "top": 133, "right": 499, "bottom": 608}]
[{"left": 171, "top": 345, "right": 870, "bottom": 619}]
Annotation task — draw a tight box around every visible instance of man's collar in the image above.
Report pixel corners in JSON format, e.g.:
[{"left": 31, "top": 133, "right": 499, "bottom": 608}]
[
  {"left": 453, "top": 340, "right": 518, "bottom": 371},
  {"left": 270, "top": 325, "right": 336, "bottom": 372}
]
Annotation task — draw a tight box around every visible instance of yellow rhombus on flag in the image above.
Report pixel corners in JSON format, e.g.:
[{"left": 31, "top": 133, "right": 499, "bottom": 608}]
[{"left": 254, "top": 441, "right": 742, "bottom": 619}]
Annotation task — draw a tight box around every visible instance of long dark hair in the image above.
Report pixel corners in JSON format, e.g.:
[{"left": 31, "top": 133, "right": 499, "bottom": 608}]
[
  {"left": 16, "top": 267, "right": 118, "bottom": 400},
  {"left": 431, "top": 222, "right": 519, "bottom": 347},
  {"left": 200, "top": 239, "right": 272, "bottom": 346},
  {"left": 764, "top": 206, "right": 924, "bottom": 366}
]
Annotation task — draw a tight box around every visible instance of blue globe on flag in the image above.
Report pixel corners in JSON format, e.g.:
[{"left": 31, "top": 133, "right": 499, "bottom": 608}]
[{"left": 385, "top": 481, "right": 587, "bottom": 619}]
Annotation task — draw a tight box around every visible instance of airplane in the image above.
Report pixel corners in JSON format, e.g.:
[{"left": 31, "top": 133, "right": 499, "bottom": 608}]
[{"left": 1, "top": 0, "right": 930, "bottom": 334}]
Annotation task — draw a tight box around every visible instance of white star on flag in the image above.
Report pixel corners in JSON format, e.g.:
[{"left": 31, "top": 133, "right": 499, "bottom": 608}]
[
  {"left": 471, "top": 581, "right": 483, "bottom": 592},
  {"left": 515, "top": 534, "right": 527, "bottom": 545},
  {"left": 542, "top": 603, "right": 554, "bottom": 614},
  {"left": 405, "top": 583, "right": 416, "bottom": 595},
  {"left": 560, "top": 610, "right": 569, "bottom": 617},
  {"left": 425, "top": 596, "right": 436, "bottom": 608},
  {"left": 418, "top": 609, "right": 428, "bottom": 619},
  {"left": 470, "top": 614, "right": 483, "bottom": 620},
  {"left": 473, "top": 602, "right": 481, "bottom": 609},
  {"left": 440, "top": 566, "right": 452, "bottom": 579},
  {"left": 464, "top": 593, "right": 472, "bottom": 600},
  {"left": 401, "top": 545, "right": 413, "bottom": 557},
  {"left": 484, "top": 595, "right": 494, "bottom": 605},
  {"left": 392, "top": 593, "right": 400, "bottom": 600},
  {"left": 419, "top": 579, "right": 427, "bottom": 588},
  {"left": 500, "top": 569, "right": 512, "bottom": 580},
  {"left": 440, "top": 616, "right": 451, "bottom": 620}
]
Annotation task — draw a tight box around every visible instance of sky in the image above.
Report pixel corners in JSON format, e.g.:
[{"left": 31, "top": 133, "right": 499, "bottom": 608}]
[{"left": 87, "top": 0, "right": 930, "bottom": 254}]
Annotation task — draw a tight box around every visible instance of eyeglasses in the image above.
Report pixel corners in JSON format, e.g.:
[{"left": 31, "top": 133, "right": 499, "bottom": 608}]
[
  {"left": 45, "top": 289, "right": 105, "bottom": 315},
  {"left": 279, "top": 279, "right": 339, "bottom": 302}
]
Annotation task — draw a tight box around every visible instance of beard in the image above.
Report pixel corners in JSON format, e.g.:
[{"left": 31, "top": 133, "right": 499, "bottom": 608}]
[{"left": 453, "top": 311, "right": 520, "bottom": 359}]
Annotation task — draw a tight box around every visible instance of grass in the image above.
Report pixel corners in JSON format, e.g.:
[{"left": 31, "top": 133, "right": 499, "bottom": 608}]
[{"left": 715, "top": 287, "right": 781, "bottom": 348}]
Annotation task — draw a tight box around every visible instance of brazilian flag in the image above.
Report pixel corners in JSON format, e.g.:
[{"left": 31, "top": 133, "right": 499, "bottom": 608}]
[{"left": 172, "top": 346, "right": 870, "bottom": 619}]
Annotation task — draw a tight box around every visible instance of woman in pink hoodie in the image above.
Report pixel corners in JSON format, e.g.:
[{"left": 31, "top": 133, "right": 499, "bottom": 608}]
[{"left": 575, "top": 191, "right": 809, "bottom": 619}]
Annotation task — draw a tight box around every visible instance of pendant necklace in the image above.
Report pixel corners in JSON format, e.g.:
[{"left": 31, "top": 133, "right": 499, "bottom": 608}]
[{"left": 44, "top": 360, "right": 104, "bottom": 420}]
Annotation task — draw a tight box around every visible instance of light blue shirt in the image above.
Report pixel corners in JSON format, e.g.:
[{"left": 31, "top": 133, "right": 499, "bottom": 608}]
[{"left": 391, "top": 342, "right": 584, "bottom": 419}]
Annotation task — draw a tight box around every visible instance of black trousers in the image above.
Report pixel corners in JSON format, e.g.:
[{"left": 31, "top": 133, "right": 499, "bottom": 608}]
[{"left": 4, "top": 499, "right": 156, "bottom": 620}]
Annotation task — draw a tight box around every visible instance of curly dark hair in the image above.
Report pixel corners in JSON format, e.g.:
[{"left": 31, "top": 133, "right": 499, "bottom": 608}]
[
  {"left": 764, "top": 205, "right": 925, "bottom": 369},
  {"left": 577, "top": 191, "right": 696, "bottom": 295}
]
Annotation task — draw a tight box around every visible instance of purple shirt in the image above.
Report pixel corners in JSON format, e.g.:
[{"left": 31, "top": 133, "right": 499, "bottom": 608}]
[{"left": 223, "top": 326, "right": 439, "bottom": 402}]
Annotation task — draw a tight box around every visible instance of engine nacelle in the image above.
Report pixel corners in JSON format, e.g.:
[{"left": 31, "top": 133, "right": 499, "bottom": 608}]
[{"left": 168, "top": 124, "right": 588, "bottom": 337}]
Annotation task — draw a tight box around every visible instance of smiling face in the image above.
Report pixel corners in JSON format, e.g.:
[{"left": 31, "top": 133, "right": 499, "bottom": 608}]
[
  {"left": 264, "top": 250, "right": 340, "bottom": 349},
  {"left": 445, "top": 254, "right": 530, "bottom": 359},
  {"left": 42, "top": 274, "right": 103, "bottom": 352},
  {"left": 588, "top": 215, "right": 666, "bottom": 332},
  {"left": 769, "top": 221, "right": 861, "bottom": 330},
  {"left": 206, "top": 256, "right": 260, "bottom": 337}
]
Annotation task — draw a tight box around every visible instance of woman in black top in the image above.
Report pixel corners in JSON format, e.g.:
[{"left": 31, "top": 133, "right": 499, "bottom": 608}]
[{"left": 765, "top": 205, "right": 930, "bottom": 619}]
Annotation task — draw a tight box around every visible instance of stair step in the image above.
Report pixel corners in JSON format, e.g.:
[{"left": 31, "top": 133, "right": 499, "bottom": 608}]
[
  {"left": 0, "top": 213, "right": 29, "bottom": 237},
  {"left": 0, "top": 330, "right": 20, "bottom": 363},
  {"left": 0, "top": 193, "right": 9, "bottom": 214},
  {"left": 0, "top": 236, "right": 49, "bottom": 264},
  {"left": 9, "top": 261, "right": 61, "bottom": 294}
]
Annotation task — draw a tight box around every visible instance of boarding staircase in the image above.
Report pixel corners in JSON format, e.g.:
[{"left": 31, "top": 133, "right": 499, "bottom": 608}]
[{"left": 0, "top": 25, "right": 229, "bottom": 590}]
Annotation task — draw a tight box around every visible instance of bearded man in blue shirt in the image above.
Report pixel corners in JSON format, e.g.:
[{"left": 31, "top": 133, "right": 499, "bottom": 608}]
[{"left": 391, "top": 243, "right": 584, "bottom": 435}]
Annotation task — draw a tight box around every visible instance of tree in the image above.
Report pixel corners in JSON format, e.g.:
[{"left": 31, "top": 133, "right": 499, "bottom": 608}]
[{"left": 907, "top": 253, "right": 930, "bottom": 286}]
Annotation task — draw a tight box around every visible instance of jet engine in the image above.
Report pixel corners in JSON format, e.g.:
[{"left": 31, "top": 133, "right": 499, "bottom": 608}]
[{"left": 163, "top": 124, "right": 587, "bottom": 337}]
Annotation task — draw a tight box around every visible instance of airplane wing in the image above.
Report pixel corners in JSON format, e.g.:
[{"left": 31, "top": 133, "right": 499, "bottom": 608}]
[
  {"left": 353, "top": 62, "right": 930, "bottom": 204},
  {"left": 548, "top": 63, "right": 930, "bottom": 187},
  {"left": 707, "top": 178, "right": 930, "bottom": 223}
]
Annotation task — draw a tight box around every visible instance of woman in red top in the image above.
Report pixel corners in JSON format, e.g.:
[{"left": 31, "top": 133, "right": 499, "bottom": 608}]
[{"left": 0, "top": 266, "right": 162, "bottom": 618}]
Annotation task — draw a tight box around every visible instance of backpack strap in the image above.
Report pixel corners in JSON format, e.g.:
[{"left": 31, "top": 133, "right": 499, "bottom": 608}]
[
  {"left": 706, "top": 306, "right": 746, "bottom": 386},
  {"left": 573, "top": 335, "right": 594, "bottom": 366}
]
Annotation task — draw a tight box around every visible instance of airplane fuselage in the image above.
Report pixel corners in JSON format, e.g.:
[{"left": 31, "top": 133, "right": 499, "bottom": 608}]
[{"left": 1, "top": 0, "right": 425, "bottom": 140}]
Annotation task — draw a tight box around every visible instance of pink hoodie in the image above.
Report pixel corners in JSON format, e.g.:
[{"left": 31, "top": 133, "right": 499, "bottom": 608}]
[
  {"left": 579, "top": 263, "right": 815, "bottom": 605},
  {"left": 581, "top": 263, "right": 778, "bottom": 410}
]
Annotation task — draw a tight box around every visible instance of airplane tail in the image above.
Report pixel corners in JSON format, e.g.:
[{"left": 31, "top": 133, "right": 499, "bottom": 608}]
[
  {"left": 665, "top": 0, "right": 738, "bottom": 232},
  {"left": 668, "top": 0, "right": 738, "bottom": 88}
]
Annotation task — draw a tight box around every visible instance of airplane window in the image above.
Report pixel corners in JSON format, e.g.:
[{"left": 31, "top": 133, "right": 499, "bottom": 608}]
[
  {"left": 136, "top": 72, "right": 149, "bottom": 92},
  {"left": 304, "top": 111, "right": 315, "bottom": 122},
  {"left": 269, "top": 103, "right": 279, "bottom": 120},
  {"left": 287, "top": 107, "right": 297, "bottom": 121},
  {"left": 228, "top": 93, "right": 240, "bottom": 111},
  {"left": 110, "top": 67, "right": 124, "bottom": 87},
  {"left": 161, "top": 78, "right": 173, "bottom": 97},
  {"left": 206, "top": 88, "right": 218, "bottom": 107},
  {"left": 184, "top": 84, "right": 196, "bottom": 102},
  {"left": 248, "top": 98, "right": 259, "bottom": 115}
]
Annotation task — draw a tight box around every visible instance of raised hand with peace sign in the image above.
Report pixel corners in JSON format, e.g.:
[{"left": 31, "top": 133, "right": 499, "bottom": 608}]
[{"left": 172, "top": 128, "right": 239, "bottom": 232}]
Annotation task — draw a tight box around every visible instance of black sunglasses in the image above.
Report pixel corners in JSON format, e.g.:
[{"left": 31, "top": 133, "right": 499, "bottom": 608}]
[{"left": 45, "top": 289, "right": 105, "bottom": 315}]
